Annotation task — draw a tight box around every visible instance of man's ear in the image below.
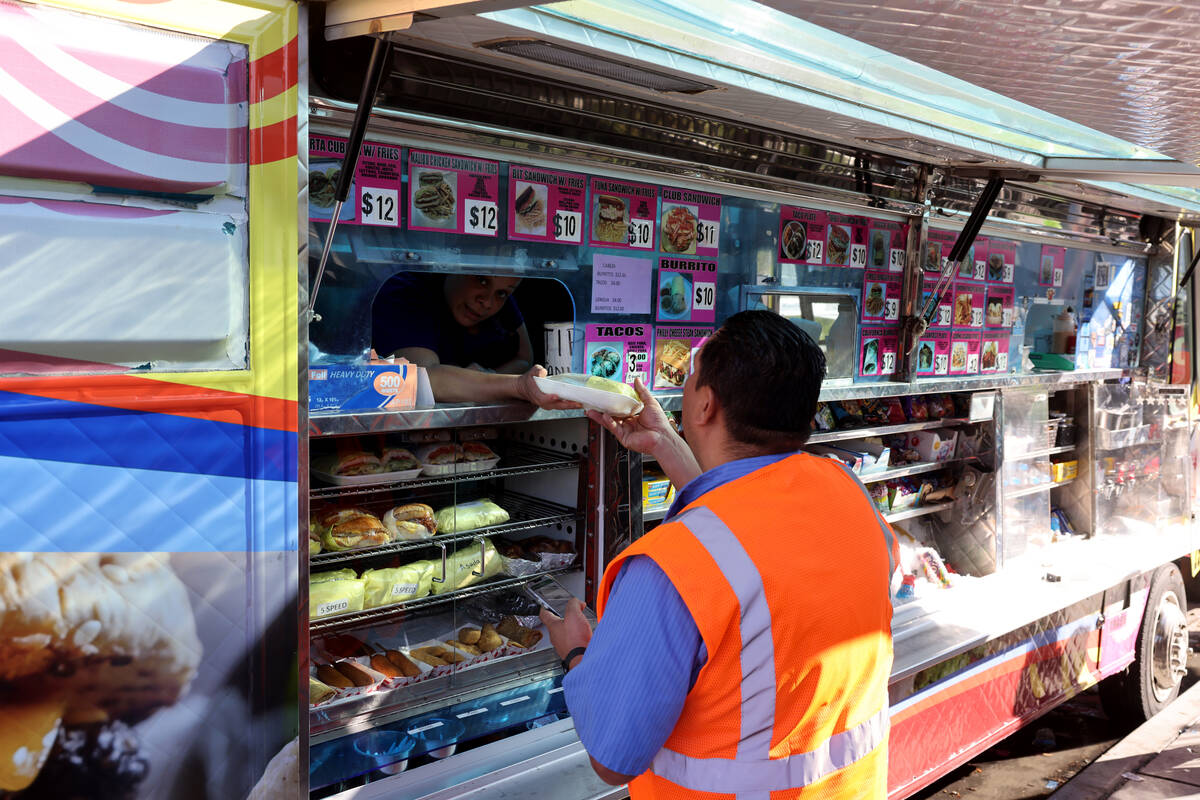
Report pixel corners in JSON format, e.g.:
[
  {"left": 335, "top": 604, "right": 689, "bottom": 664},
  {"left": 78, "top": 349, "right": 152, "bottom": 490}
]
[{"left": 692, "top": 383, "right": 718, "bottom": 427}]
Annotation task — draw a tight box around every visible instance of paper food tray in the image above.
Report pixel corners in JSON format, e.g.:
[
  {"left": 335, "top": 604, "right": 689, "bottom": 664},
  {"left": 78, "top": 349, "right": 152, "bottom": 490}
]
[
  {"left": 420, "top": 457, "right": 500, "bottom": 477},
  {"left": 532, "top": 376, "right": 643, "bottom": 417},
  {"left": 311, "top": 466, "right": 423, "bottom": 486},
  {"left": 310, "top": 657, "right": 388, "bottom": 707}
]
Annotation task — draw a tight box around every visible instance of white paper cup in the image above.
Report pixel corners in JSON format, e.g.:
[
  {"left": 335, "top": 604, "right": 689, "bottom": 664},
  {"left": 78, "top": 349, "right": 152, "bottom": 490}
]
[{"left": 542, "top": 322, "right": 576, "bottom": 376}]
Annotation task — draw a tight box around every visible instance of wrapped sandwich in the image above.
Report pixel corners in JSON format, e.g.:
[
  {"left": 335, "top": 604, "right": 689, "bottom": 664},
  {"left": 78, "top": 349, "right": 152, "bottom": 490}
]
[
  {"left": 311, "top": 568, "right": 357, "bottom": 585},
  {"left": 361, "top": 560, "right": 437, "bottom": 608},
  {"left": 317, "top": 508, "right": 390, "bottom": 551},
  {"left": 309, "top": 575, "right": 366, "bottom": 619},
  {"left": 309, "top": 515, "right": 323, "bottom": 556},
  {"left": 318, "top": 450, "right": 383, "bottom": 476},
  {"left": 382, "top": 503, "right": 437, "bottom": 540},
  {"left": 434, "top": 499, "right": 510, "bottom": 534},
  {"left": 431, "top": 539, "right": 503, "bottom": 595}
]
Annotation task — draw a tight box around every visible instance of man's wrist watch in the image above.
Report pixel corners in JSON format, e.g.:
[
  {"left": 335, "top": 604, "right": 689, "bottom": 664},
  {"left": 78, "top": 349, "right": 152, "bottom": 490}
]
[{"left": 562, "top": 646, "right": 587, "bottom": 673}]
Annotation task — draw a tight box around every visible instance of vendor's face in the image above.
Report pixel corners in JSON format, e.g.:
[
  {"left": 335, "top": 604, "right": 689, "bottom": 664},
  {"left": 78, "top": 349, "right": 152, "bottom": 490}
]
[{"left": 444, "top": 275, "right": 521, "bottom": 328}]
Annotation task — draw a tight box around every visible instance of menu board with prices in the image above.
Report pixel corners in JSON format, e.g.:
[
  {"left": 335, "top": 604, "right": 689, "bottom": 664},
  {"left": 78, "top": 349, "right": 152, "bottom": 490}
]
[
  {"left": 584, "top": 323, "right": 653, "bottom": 385},
  {"left": 980, "top": 333, "right": 1009, "bottom": 373},
  {"left": 507, "top": 165, "right": 587, "bottom": 243},
  {"left": 987, "top": 239, "right": 1016, "bottom": 283},
  {"left": 589, "top": 177, "right": 658, "bottom": 250},
  {"left": 961, "top": 236, "right": 988, "bottom": 281},
  {"left": 984, "top": 284, "right": 1014, "bottom": 328},
  {"left": 407, "top": 149, "right": 501, "bottom": 236},
  {"left": 657, "top": 257, "right": 717, "bottom": 324},
  {"left": 778, "top": 206, "right": 828, "bottom": 265},
  {"left": 868, "top": 220, "right": 908, "bottom": 272},
  {"left": 826, "top": 213, "right": 870, "bottom": 268},
  {"left": 950, "top": 279, "right": 986, "bottom": 328},
  {"left": 915, "top": 329, "right": 951, "bottom": 377},
  {"left": 950, "top": 330, "right": 981, "bottom": 375},
  {"left": 858, "top": 326, "right": 899, "bottom": 378},
  {"left": 652, "top": 326, "right": 711, "bottom": 390},
  {"left": 590, "top": 254, "right": 653, "bottom": 315},
  {"left": 660, "top": 187, "right": 720, "bottom": 258},
  {"left": 1039, "top": 245, "right": 1065, "bottom": 287},
  {"left": 924, "top": 229, "right": 957, "bottom": 273},
  {"left": 922, "top": 273, "right": 954, "bottom": 328},
  {"left": 861, "top": 269, "right": 901, "bottom": 323},
  {"left": 308, "top": 134, "right": 403, "bottom": 227}
]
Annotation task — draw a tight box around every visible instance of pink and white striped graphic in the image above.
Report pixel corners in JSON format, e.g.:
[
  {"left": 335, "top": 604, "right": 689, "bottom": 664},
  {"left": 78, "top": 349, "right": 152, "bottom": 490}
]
[{"left": 0, "top": 0, "right": 247, "bottom": 195}]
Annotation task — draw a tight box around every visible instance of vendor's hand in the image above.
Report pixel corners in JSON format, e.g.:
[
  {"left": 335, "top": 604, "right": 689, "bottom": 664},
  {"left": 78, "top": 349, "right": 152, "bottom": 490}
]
[
  {"left": 587, "top": 378, "right": 674, "bottom": 455},
  {"left": 516, "top": 365, "right": 582, "bottom": 411},
  {"left": 540, "top": 599, "right": 593, "bottom": 667}
]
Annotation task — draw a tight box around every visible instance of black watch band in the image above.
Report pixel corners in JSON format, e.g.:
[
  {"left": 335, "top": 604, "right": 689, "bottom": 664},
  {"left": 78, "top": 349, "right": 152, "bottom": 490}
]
[{"left": 562, "top": 646, "right": 587, "bottom": 673}]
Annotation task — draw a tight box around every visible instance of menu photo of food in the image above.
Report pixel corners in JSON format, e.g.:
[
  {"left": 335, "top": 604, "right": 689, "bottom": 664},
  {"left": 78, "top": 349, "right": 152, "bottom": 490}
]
[
  {"left": 411, "top": 169, "right": 456, "bottom": 228},
  {"left": 980, "top": 340, "right": 999, "bottom": 371},
  {"left": 653, "top": 338, "right": 691, "bottom": 389},
  {"left": 309, "top": 160, "right": 355, "bottom": 222},
  {"left": 1040, "top": 254, "right": 1055, "bottom": 284},
  {"left": 661, "top": 204, "right": 699, "bottom": 255},
  {"left": 861, "top": 337, "right": 880, "bottom": 375},
  {"left": 826, "top": 224, "right": 851, "bottom": 266},
  {"left": 659, "top": 272, "right": 692, "bottom": 319},
  {"left": 593, "top": 194, "right": 629, "bottom": 244},
  {"left": 924, "top": 241, "right": 943, "bottom": 272},
  {"left": 864, "top": 282, "right": 886, "bottom": 316},
  {"left": 954, "top": 293, "right": 974, "bottom": 326},
  {"left": 587, "top": 343, "right": 624, "bottom": 380},
  {"left": 987, "top": 252, "right": 1005, "bottom": 281},
  {"left": 918, "top": 342, "right": 934, "bottom": 371},
  {"left": 512, "top": 181, "right": 547, "bottom": 235},
  {"left": 780, "top": 219, "right": 808, "bottom": 261},
  {"left": 950, "top": 341, "right": 968, "bottom": 371},
  {"left": 870, "top": 229, "right": 888, "bottom": 268},
  {"left": 985, "top": 299, "right": 1003, "bottom": 327}
]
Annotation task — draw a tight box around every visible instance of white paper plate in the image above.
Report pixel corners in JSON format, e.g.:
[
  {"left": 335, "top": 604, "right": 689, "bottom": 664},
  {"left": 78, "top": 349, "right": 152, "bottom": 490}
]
[
  {"left": 533, "top": 377, "right": 643, "bottom": 417},
  {"left": 311, "top": 467, "right": 423, "bottom": 486}
]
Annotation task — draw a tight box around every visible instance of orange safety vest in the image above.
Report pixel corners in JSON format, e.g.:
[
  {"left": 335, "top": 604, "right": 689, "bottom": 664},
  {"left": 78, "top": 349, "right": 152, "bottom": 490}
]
[{"left": 599, "top": 453, "right": 898, "bottom": 800}]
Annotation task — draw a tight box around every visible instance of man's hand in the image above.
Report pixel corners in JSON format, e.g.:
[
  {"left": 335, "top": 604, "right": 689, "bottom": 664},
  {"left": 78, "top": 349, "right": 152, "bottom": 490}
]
[
  {"left": 516, "top": 365, "right": 582, "bottom": 411},
  {"left": 586, "top": 378, "right": 674, "bottom": 455},
  {"left": 540, "top": 598, "right": 593, "bottom": 668}
]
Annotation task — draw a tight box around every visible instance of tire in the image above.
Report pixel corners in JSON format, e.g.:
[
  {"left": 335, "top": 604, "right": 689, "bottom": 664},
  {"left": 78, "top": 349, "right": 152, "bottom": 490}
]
[{"left": 1100, "top": 564, "right": 1189, "bottom": 724}]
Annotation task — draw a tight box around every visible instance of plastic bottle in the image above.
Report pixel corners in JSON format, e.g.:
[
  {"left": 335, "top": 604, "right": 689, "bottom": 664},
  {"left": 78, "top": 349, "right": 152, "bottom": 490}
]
[{"left": 1052, "top": 307, "right": 1077, "bottom": 354}]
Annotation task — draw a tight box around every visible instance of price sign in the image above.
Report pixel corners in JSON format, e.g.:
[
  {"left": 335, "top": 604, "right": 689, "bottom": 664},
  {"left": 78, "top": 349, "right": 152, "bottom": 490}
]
[
  {"left": 806, "top": 238, "right": 824, "bottom": 263},
  {"left": 937, "top": 305, "right": 953, "bottom": 326},
  {"left": 1004, "top": 262, "right": 1014, "bottom": 282},
  {"left": 967, "top": 353, "right": 979, "bottom": 372},
  {"left": 509, "top": 165, "right": 587, "bottom": 243},
  {"left": 890, "top": 248, "right": 906, "bottom": 271},
  {"left": 971, "top": 307, "right": 983, "bottom": 327},
  {"left": 850, "top": 243, "right": 868, "bottom": 268},
  {"left": 885, "top": 298, "right": 899, "bottom": 321},
  {"left": 696, "top": 219, "right": 719, "bottom": 249},
  {"left": 882, "top": 352, "right": 896, "bottom": 373},
  {"left": 998, "top": 352, "right": 1008, "bottom": 371},
  {"left": 360, "top": 187, "right": 398, "bottom": 226},
  {"left": 1003, "top": 308, "right": 1013, "bottom": 327},
  {"left": 628, "top": 219, "right": 654, "bottom": 249},
  {"left": 658, "top": 257, "right": 718, "bottom": 324},
  {"left": 464, "top": 198, "right": 498, "bottom": 236},
  {"left": 973, "top": 259, "right": 987, "bottom": 281},
  {"left": 693, "top": 282, "right": 716, "bottom": 311},
  {"left": 1053, "top": 266, "right": 1064, "bottom": 287},
  {"left": 935, "top": 354, "right": 949, "bottom": 373},
  {"left": 553, "top": 209, "right": 582, "bottom": 243}
]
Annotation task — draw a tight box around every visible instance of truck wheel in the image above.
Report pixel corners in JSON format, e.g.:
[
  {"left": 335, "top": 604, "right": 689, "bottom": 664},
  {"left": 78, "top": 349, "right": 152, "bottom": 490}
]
[{"left": 1100, "top": 564, "right": 1189, "bottom": 724}]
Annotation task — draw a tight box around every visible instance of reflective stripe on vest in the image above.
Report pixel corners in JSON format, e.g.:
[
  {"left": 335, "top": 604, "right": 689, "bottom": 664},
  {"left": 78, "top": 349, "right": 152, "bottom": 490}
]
[{"left": 649, "top": 505, "right": 889, "bottom": 795}]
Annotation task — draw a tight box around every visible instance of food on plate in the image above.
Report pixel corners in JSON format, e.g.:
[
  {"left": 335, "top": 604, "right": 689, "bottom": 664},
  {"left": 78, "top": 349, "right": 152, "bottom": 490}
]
[
  {"left": 458, "top": 627, "right": 482, "bottom": 646},
  {"left": 328, "top": 451, "right": 383, "bottom": 476},
  {"left": 334, "top": 660, "right": 376, "bottom": 687},
  {"left": 0, "top": 554, "right": 201, "bottom": 796},
  {"left": 418, "top": 443, "right": 462, "bottom": 465},
  {"left": 954, "top": 294, "right": 973, "bottom": 326},
  {"left": 514, "top": 184, "right": 545, "bottom": 231},
  {"left": 871, "top": 230, "right": 886, "bottom": 266},
  {"left": 315, "top": 664, "right": 355, "bottom": 690},
  {"left": 918, "top": 343, "right": 934, "bottom": 370},
  {"left": 431, "top": 539, "right": 504, "bottom": 595},
  {"left": 985, "top": 300, "right": 1003, "bottom": 326},
  {"left": 584, "top": 375, "right": 640, "bottom": 405},
  {"left": 655, "top": 339, "right": 690, "bottom": 388},
  {"left": 477, "top": 624, "right": 504, "bottom": 653},
  {"left": 497, "top": 616, "right": 543, "bottom": 649},
  {"left": 385, "top": 650, "right": 422, "bottom": 678},
  {"left": 661, "top": 205, "right": 698, "bottom": 253},
  {"left": 382, "top": 503, "right": 438, "bottom": 540},
  {"left": 461, "top": 442, "right": 498, "bottom": 462},
  {"left": 827, "top": 225, "right": 850, "bottom": 264},
  {"left": 361, "top": 560, "right": 436, "bottom": 608},
  {"left": 309, "top": 168, "right": 339, "bottom": 208},
  {"left": 864, "top": 283, "right": 885, "bottom": 316},
  {"left": 368, "top": 653, "right": 406, "bottom": 679},
  {"left": 317, "top": 508, "right": 390, "bottom": 551},
  {"left": 380, "top": 446, "right": 419, "bottom": 472},
  {"left": 433, "top": 500, "right": 510, "bottom": 534},
  {"left": 310, "top": 676, "right": 337, "bottom": 705},
  {"left": 594, "top": 195, "right": 627, "bottom": 242},
  {"left": 309, "top": 576, "right": 366, "bottom": 619},
  {"left": 660, "top": 272, "right": 688, "bottom": 315},
  {"left": 780, "top": 220, "right": 807, "bottom": 259},
  {"left": 588, "top": 346, "right": 621, "bottom": 379},
  {"left": 408, "top": 649, "right": 447, "bottom": 668},
  {"left": 981, "top": 342, "right": 998, "bottom": 369},
  {"left": 951, "top": 343, "right": 968, "bottom": 369},
  {"left": 446, "top": 639, "right": 481, "bottom": 656},
  {"left": 987, "top": 253, "right": 1005, "bottom": 280},
  {"left": 414, "top": 172, "right": 454, "bottom": 220}
]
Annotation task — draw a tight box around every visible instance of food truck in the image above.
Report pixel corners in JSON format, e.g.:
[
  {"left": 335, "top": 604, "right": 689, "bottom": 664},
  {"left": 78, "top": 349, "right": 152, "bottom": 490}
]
[{"left": 2, "top": 0, "right": 1199, "bottom": 797}]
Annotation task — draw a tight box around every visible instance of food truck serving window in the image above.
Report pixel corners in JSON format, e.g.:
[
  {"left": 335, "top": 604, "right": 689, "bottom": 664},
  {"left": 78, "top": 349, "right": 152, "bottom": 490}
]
[{"left": 0, "top": 2, "right": 249, "bottom": 375}]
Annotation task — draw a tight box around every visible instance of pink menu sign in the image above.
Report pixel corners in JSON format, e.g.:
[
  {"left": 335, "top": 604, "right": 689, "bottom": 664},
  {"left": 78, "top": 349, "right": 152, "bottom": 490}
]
[
  {"left": 407, "top": 149, "right": 501, "bottom": 236},
  {"left": 308, "top": 134, "right": 403, "bottom": 227},
  {"left": 859, "top": 326, "right": 899, "bottom": 378},
  {"left": 778, "top": 206, "right": 828, "bottom": 265},
  {"left": 507, "top": 164, "right": 587, "bottom": 243},
  {"left": 589, "top": 177, "right": 658, "bottom": 250},
  {"left": 1040, "top": 245, "right": 1065, "bottom": 287},
  {"left": 660, "top": 187, "right": 720, "bottom": 258},
  {"left": 915, "top": 329, "right": 951, "bottom": 376}
]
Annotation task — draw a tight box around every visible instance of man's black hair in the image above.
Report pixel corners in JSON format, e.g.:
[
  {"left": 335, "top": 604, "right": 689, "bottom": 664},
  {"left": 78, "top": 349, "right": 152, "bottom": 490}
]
[{"left": 695, "top": 310, "right": 826, "bottom": 451}]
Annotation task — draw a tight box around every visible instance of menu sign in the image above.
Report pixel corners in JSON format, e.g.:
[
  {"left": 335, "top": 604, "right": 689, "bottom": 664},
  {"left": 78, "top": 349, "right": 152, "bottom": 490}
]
[
  {"left": 923, "top": 273, "right": 953, "bottom": 328},
  {"left": 985, "top": 284, "right": 1014, "bottom": 328},
  {"left": 964, "top": 236, "right": 988, "bottom": 281},
  {"left": 950, "top": 330, "right": 981, "bottom": 375},
  {"left": 407, "top": 149, "right": 500, "bottom": 236},
  {"left": 1040, "top": 245, "right": 1065, "bottom": 287},
  {"left": 590, "top": 254, "right": 652, "bottom": 315},
  {"left": 861, "top": 269, "right": 901, "bottom": 323},
  {"left": 657, "top": 257, "right": 717, "bottom": 324},
  {"left": 778, "top": 206, "right": 828, "bottom": 265},
  {"left": 915, "top": 329, "right": 951, "bottom": 377},
  {"left": 980, "top": 332, "right": 1009, "bottom": 373},
  {"left": 987, "top": 239, "right": 1016, "bottom": 283},
  {"left": 951, "top": 279, "right": 986, "bottom": 328},
  {"left": 507, "top": 165, "right": 587, "bottom": 243},
  {"left": 660, "top": 187, "right": 720, "bottom": 258},
  {"left": 925, "top": 229, "right": 957, "bottom": 273},
  {"left": 584, "top": 323, "right": 653, "bottom": 385},
  {"left": 826, "top": 213, "right": 870, "bottom": 268},
  {"left": 869, "top": 220, "right": 908, "bottom": 272},
  {"left": 589, "top": 177, "right": 658, "bottom": 250},
  {"left": 652, "top": 326, "right": 711, "bottom": 390},
  {"left": 308, "top": 134, "right": 402, "bottom": 227},
  {"left": 858, "top": 326, "right": 899, "bottom": 378}
]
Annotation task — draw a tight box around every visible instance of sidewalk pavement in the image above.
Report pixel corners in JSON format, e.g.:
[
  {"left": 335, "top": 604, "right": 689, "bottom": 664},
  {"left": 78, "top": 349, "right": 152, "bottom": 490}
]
[{"left": 1052, "top": 681, "right": 1200, "bottom": 799}]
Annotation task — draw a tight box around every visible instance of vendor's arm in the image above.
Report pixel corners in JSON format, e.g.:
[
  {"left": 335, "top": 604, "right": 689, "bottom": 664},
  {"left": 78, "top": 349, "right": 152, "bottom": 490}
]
[
  {"left": 395, "top": 346, "right": 576, "bottom": 408},
  {"left": 490, "top": 323, "right": 534, "bottom": 375},
  {"left": 587, "top": 378, "right": 700, "bottom": 488},
  {"left": 542, "top": 557, "right": 706, "bottom": 785}
]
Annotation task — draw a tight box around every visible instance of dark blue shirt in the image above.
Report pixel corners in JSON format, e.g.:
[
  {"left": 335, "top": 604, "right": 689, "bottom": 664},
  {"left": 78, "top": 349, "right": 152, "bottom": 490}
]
[
  {"left": 564, "top": 451, "right": 796, "bottom": 776},
  {"left": 371, "top": 273, "right": 524, "bottom": 368}
]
